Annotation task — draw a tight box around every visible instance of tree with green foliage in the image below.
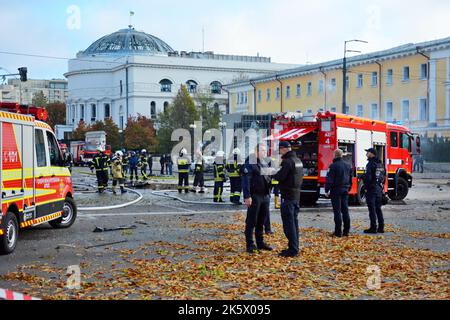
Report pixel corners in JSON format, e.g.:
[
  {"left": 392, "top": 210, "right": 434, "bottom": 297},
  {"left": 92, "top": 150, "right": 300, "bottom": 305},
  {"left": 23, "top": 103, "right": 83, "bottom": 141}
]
[
  {"left": 73, "top": 121, "right": 89, "bottom": 141},
  {"left": 193, "top": 90, "right": 222, "bottom": 132},
  {"left": 46, "top": 102, "right": 66, "bottom": 129},
  {"left": 157, "top": 85, "right": 200, "bottom": 153},
  {"left": 124, "top": 115, "right": 158, "bottom": 151},
  {"left": 32, "top": 90, "right": 48, "bottom": 107}
]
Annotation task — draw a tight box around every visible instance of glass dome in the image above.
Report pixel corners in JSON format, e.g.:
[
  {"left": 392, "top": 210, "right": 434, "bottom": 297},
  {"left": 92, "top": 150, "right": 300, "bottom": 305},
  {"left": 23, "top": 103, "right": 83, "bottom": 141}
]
[{"left": 81, "top": 26, "right": 174, "bottom": 56}]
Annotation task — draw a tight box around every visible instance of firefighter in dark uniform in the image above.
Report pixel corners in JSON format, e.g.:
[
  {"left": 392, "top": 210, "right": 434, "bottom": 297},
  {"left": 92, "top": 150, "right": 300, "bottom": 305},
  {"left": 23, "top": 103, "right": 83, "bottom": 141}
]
[
  {"left": 139, "top": 149, "right": 149, "bottom": 181},
  {"left": 177, "top": 148, "right": 190, "bottom": 193},
  {"left": 147, "top": 153, "right": 153, "bottom": 176},
  {"left": 191, "top": 151, "right": 205, "bottom": 193},
  {"left": 89, "top": 145, "right": 111, "bottom": 193},
  {"left": 363, "top": 148, "right": 385, "bottom": 234},
  {"left": 122, "top": 150, "right": 129, "bottom": 176},
  {"left": 242, "top": 143, "right": 273, "bottom": 253},
  {"left": 129, "top": 151, "right": 139, "bottom": 183},
  {"left": 213, "top": 151, "right": 226, "bottom": 202},
  {"left": 226, "top": 148, "right": 243, "bottom": 205},
  {"left": 272, "top": 141, "right": 303, "bottom": 257}
]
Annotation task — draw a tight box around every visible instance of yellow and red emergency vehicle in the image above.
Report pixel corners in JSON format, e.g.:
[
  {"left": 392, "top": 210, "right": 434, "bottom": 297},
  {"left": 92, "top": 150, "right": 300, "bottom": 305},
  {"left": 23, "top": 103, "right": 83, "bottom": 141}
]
[
  {"left": 0, "top": 106, "right": 76, "bottom": 254},
  {"left": 269, "top": 111, "right": 420, "bottom": 206}
]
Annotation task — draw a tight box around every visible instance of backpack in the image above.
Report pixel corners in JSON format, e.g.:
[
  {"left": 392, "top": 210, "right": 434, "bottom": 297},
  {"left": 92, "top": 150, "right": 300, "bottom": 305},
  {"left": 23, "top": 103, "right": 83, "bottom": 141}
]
[{"left": 375, "top": 161, "right": 386, "bottom": 188}]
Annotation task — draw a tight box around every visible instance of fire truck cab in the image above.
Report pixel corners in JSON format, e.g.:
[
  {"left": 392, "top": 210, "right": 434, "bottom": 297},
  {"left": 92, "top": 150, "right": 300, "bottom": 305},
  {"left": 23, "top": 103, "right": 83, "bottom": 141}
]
[
  {"left": 0, "top": 110, "right": 77, "bottom": 255},
  {"left": 269, "top": 111, "right": 418, "bottom": 206}
]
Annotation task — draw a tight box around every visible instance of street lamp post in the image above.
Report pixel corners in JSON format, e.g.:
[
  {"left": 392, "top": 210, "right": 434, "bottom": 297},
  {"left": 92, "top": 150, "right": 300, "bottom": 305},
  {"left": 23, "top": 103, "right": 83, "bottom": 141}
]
[{"left": 342, "top": 39, "right": 368, "bottom": 114}]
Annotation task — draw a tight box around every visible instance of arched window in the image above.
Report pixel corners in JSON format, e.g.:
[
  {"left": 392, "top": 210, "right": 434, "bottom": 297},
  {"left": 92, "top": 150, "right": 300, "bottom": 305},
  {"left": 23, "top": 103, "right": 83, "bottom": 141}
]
[
  {"left": 104, "top": 103, "right": 111, "bottom": 119},
  {"left": 210, "top": 81, "right": 222, "bottom": 94},
  {"left": 160, "top": 79, "right": 173, "bottom": 92},
  {"left": 150, "top": 101, "right": 156, "bottom": 119},
  {"left": 186, "top": 80, "right": 198, "bottom": 93},
  {"left": 214, "top": 103, "right": 219, "bottom": 112},
  {"left": 164, "top": 101, "right": 169, "bottom": 113}
]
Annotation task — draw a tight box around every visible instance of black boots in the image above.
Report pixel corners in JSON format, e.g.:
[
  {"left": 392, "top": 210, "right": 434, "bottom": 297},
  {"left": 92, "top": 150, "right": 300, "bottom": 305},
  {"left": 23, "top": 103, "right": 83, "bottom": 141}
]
[
  {"left": 257, "top": 243, "right": 273, "bottom": 251},
  {"left": 377, "top": 224, "right": 385, "bottom": 233},
  {"left": 364, "top": 225, "right": 378, "bottom": 234}
]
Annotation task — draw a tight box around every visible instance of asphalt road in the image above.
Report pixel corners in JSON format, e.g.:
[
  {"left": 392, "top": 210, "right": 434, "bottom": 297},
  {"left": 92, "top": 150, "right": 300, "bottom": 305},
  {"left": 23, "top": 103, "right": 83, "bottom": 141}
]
[{"left": 0, "top": 168, "right": 448, "bottom": 298}]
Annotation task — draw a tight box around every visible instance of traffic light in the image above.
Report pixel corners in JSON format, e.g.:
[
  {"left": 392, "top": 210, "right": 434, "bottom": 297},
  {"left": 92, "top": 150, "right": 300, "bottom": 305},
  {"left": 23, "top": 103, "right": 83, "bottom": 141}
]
[{"left": 18, "top": 67, "right": 27, "bottom": 82}]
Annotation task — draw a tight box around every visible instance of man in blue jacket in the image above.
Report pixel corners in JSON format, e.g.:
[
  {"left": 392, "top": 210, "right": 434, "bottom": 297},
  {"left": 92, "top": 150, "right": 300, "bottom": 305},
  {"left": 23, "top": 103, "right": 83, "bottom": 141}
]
[
  {"left": 325, "top": 149, "right": 353, "bottom": 237},
  {"left": 242, "top": 143, "right": 273, "bottom": 253}
]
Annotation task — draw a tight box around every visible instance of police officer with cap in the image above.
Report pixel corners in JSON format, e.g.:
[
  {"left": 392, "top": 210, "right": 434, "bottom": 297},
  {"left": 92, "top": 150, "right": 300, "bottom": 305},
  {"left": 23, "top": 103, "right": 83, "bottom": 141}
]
[
  {"left": 242, "top": 143, "right": 273, "bottom": 253},
  {"left": 272, "top": 141, "right": 303, "bottom": 257},
  {"left": 363, "top": 147, "right": 385, "bottom": 234}
]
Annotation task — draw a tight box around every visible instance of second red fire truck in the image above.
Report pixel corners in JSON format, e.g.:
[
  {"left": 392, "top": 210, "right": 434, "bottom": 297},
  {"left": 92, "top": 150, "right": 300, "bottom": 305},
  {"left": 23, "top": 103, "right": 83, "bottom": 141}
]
[{"left": 269, "top": 111, "right": 419, "bottom": 206}]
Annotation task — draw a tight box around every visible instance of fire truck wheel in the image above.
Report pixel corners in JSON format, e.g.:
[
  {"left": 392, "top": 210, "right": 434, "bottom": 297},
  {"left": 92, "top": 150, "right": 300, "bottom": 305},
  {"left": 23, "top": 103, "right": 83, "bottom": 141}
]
[
  {"left": 388, "top": 177, "right": 409, "bottom": 201},
  {"left": 355, "top": 181, "right": 367, "bottom": 206},
  {"left": 0, "top": 212, "right": 19, "bottom": 255},
  {"left": 49, "top": 197, "right": 77, "bottom": 229}
]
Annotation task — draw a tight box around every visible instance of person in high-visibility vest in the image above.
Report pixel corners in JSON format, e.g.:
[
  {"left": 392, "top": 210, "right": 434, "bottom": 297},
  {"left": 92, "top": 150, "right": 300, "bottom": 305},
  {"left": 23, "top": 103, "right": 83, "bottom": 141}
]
[
  {"left": 177, "top": 148, "right": 191, "bottom": 193},
  {"left": 138, "top": 149, "right": 149, "bottom": 181},
  {"left": 272, "top": 179, "right": 280, "bottom": 209},
  {"left": 111, "top": 151, "right": 127, "bottom": 195},
  {"left": 226, "top": 148, "right": 243, "bottom": 205},
  {"left": 213, "top": 151, "right": 226, "bottom": 202},
  {"left": 191, "top": 151, "right": 205, "bottom": 193},
  {"left": 122, "top": 150, "right": 130, "bottom": 176},
  {"left": 89, "top": 145, "right": 111, "bottom": 193}
]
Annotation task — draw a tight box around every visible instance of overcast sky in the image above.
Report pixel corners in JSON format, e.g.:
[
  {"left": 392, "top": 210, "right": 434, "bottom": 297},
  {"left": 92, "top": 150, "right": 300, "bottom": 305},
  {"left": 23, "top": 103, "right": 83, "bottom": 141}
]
[{"left": 1, "top": 0, "right": 449, "bottom": 80}]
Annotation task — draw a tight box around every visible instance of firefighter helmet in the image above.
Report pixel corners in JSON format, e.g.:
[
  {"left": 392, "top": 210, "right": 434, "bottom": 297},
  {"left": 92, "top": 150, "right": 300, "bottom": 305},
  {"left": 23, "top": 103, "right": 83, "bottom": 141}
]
[
  {"left": 116, "top": 151, "right": 123, "bottom": 157},
  {"left": 233, "top": 148, "right": 241, "bottom": 155},
  {"left": 141, "top": 149, "right": 147, "bottom": 154}
]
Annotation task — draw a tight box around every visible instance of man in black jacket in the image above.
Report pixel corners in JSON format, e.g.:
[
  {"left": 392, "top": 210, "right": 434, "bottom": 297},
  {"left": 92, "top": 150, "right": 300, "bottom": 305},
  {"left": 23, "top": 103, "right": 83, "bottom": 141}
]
[
  {"left": 242, "top": 143, "right": 273, "bottom": 253},
  {"left": 272, "top": 141, "right": 303, "bottom": 257},
  {"left": 325, "top": 149, "right": 353, "bottom": 237},
  {"left": 363, "top": 148, "right": 385, "bottom": 234}
]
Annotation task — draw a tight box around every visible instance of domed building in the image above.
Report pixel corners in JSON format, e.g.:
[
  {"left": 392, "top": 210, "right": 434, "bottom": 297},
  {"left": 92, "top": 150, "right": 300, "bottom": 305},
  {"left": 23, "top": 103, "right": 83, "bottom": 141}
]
[{"left": 59, "top": 26, "right": 299, "bottom": 138}]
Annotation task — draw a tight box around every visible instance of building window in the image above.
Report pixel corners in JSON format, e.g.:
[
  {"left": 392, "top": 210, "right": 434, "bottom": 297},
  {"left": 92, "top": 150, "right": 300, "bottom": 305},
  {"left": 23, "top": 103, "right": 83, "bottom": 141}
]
[
  {"left": 266, "top": 89, "right": 271, "bottom": 101},
  {"left": 371, "top": 72, "right": 378, "bottom": 86},
  {"left": 419, "top": 98, "right": 428, "bottom": 121},
  {"left": 307, "top": 108, "right": 313, "bottom": 114},
  {"left": 150, "top": 101, "right": 156, "bottom": 119},
  {"left": 160, "top": 79, "right": 173, "bottom": 92},
  {"left": 330, "top": 78, "right": 336, "bottom": 91},
  {"left": 71, "top": 105, "right": 75, "bottom": 123},
  {"left": 357, "top": 105, "right": 364, "bottom": 117},
  {"left": 307, "top": 82, "right": 312, "bottom": 96},
  {"left": 186, "top": 80, "right": 198, "bottom": 93},
  {"left": 390, "top": 132, "right": 398, "bottom": 147},
  {"left": 401, "top": 100, "right": 410, "bottom": 121},
  {"left": 357, "top": 74, "right": 363, "bottom": 88},
  {"left": 244, "top": 92, "right": 248, "bottom": 104},
  {"left": 296, "top": 84, "right": 301, "bottom": 97},
  {"left": 90, "top": 104, "right": 96, "bottom": 122},
  {"left": 286, "top": 86, "right": 290, "bottom": 98},
  {"left": 258, "top": 90, "right": 262, "bottom": 102},
  {"left": 210, "top": 81, "right": 222, "bottom": 94},
  {"left": 120, "top": 80, "right": 123, "bottom": 96},
  {"left": 403, "top": 66, "right": 410, "bottom": 81},
  {"left": 331, "top": 106, "right": 337, "bottom": 112},
  {"left": 276, "top": 87, "right": 280, "bottom": 100},
  {"left": 120, "top": 116, "right": 124, "bottom": 130},
  {"left": 80, "top": 104, "right": 85, "bottom": 121},
  {"left": 318, "top": 80, "right": 324, "bottom": 94},
  {"left": 104, "top": 103, "right": 111, "bottom": 119},
  {"left": 386, "top": 102, "right": 393, "bottom": 122},
  {"left": 164, "top": 101, "right": 169, "bottom": 113},
  {"left": 344, "top": 105, "right": 350, "bottom": 115},
  {"left": 386, "top": 69, "right": 393, "bottom": 85},
  {"left": 371, "top": 103, "right": 379, "bottom": 120},
  {"left": 420, "top": 64, "right": 428, "bottom": 80}
]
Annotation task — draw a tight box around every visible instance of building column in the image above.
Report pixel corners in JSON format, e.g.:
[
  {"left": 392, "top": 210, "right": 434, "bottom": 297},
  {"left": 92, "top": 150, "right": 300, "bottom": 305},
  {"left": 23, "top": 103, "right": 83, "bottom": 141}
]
[
  {"left": 228, "top": 93, "right": 233, "bottom": 114},
  {"left": 429, "top": 59, "right": 437, "bottom": 126}
]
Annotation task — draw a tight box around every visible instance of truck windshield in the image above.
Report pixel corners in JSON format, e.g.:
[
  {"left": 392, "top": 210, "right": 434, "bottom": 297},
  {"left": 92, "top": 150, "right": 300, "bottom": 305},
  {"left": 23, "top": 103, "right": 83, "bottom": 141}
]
[{"left": 84, "top": 145, "right": 98, "bottom": 151}]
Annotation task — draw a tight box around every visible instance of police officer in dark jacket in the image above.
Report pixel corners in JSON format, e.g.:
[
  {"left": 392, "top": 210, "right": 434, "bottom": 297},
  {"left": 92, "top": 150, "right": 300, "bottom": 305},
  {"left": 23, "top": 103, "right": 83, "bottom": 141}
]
[
  {"left": 272, "top": 141, "right": 303, "bottom": 257},
  {"left": 363, "top": 148, "right": 385, "bottom": 234},
  {"left": 242, "top": 143, "right": 273, "bottom": 253},
  {"left": 325, "top": 149, "right": 353, "bottom": 237}
]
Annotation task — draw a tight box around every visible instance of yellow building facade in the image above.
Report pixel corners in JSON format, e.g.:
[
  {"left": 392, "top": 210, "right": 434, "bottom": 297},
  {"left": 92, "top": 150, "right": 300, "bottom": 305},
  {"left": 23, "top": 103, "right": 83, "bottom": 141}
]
[{"left": 226, "top": 37, "right": 450, "bottom": 137}]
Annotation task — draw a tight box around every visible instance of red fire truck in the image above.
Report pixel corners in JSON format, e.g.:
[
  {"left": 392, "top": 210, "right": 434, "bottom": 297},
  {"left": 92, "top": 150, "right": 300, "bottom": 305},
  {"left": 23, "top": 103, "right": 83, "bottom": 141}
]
[
  {"left": 0, "top": 108, "right": 77, "bottom": 254},
  {"left": 269, "top": 111, "right": 419, "bottom": 206}
]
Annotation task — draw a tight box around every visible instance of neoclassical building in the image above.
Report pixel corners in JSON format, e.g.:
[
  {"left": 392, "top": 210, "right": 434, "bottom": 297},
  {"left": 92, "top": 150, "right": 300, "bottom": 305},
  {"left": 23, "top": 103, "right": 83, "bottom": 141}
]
[{"left": 57, "top": 26, "right": 298, "bottom": 139}]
